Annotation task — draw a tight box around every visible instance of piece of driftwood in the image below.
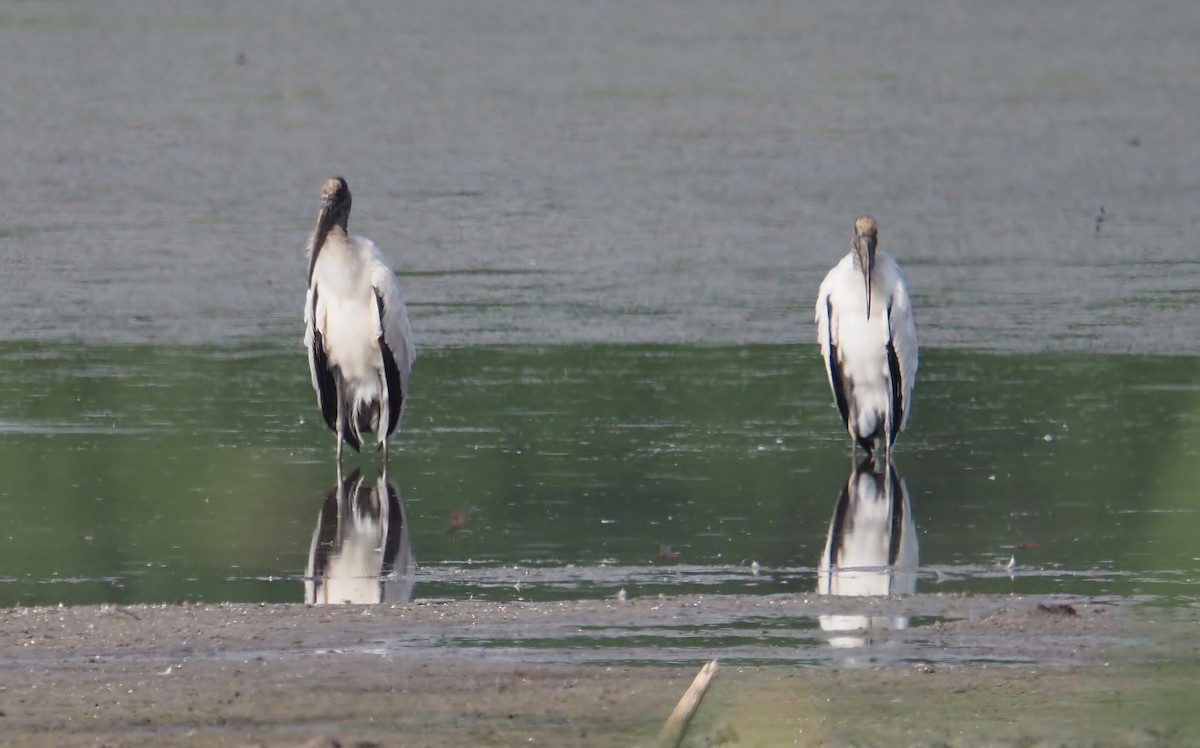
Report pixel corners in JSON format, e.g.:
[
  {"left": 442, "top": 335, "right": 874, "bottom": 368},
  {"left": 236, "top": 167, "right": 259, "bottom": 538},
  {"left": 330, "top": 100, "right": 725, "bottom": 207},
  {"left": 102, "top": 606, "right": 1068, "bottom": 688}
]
[{"left": 655, "top": 659, "right": 719, "bottom": 748}]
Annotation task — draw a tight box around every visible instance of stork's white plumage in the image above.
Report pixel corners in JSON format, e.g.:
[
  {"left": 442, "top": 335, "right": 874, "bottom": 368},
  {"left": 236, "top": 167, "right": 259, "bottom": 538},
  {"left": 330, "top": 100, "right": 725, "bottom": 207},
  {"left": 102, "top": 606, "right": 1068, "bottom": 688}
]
[
  {"left": 815, "top": 216, "right": 918, "bottom": 457},
  {"left": 304, "top": 177, "right": 415, "bottom": 462}
]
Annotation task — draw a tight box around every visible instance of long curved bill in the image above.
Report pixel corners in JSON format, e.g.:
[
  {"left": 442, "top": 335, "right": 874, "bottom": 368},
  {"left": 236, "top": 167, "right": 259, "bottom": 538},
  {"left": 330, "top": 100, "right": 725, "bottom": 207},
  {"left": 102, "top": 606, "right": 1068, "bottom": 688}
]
[
  {"left": 852, "top": 235, "right": 876, "bottom": 319},
  {"left": 861, "top": 261, "right": 872, "bottom": 319}
]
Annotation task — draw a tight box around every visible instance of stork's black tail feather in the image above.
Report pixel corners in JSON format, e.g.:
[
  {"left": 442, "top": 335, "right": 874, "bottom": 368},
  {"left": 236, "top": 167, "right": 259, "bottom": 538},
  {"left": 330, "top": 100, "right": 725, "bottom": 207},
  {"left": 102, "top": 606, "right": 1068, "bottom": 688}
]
[{"left": 333, "top": 370, "right": 363, "bottom": 453}]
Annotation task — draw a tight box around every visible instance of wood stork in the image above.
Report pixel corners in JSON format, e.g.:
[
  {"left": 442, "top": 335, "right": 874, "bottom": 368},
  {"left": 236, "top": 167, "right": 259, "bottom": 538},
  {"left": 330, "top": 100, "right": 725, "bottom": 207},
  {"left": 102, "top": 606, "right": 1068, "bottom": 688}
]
[
  {"left": 304, "top": 177, "right": 415, "bottom": 462},
  {"left": 815, "top": 216, "right": 918, "bottom": 457}
]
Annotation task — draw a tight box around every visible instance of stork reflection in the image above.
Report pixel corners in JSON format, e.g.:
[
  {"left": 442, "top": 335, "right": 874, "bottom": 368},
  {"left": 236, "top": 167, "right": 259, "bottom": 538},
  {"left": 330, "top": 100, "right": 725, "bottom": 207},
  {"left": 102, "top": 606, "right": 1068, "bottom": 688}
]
[
  {"left": 817, "top": 457, "right": 918, "bottom": 648},
  {"left": 305, "top": 466, "right": 415, "bottom": 604}
]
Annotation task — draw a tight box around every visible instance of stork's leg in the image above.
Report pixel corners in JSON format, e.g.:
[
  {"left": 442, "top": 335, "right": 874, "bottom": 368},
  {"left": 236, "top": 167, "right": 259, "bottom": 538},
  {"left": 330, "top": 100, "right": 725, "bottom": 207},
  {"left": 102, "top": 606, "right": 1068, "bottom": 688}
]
[{"left": 378, "top": 395, "right": 391, "bottom": 465}]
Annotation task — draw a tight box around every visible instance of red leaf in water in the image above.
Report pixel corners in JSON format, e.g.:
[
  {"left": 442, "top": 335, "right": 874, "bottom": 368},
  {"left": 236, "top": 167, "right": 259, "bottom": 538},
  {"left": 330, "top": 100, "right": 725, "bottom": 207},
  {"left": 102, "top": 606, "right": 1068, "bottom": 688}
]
[{"left": 1016, "top": 540, "right": 1040, "bottom": 549}]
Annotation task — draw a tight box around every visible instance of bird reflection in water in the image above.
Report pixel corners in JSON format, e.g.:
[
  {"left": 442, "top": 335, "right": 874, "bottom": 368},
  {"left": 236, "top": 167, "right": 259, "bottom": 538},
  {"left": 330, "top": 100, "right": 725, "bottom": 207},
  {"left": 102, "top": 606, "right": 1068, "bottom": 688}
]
[
  {"left": 817, "top": 457, "right": 918, "bottom": 648},
  {"left": 305, "top": 466, "right": 415, "bottom": 604}
]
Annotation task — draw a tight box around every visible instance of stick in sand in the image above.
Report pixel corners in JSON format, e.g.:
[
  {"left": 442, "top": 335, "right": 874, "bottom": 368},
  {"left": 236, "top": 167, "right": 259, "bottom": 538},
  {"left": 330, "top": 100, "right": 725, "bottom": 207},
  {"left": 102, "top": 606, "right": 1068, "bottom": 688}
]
[{"left": 656, "top": 658, "right": 719, "bottom": 748}]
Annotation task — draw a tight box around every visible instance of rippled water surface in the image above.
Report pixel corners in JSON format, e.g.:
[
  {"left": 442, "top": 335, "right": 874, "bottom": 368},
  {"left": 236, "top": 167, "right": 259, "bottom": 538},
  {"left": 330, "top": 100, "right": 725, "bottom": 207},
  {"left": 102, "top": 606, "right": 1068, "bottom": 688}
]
[
  {"left": 1, "top": 344, "right": 1197, "bottom": 608},
  {"left": 2, "top": 0, "right": 1199, "bottom": 351}
]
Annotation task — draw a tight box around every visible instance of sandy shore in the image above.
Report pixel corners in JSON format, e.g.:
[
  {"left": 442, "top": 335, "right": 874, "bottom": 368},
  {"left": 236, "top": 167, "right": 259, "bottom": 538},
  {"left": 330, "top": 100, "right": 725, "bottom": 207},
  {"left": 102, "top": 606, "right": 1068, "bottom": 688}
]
[{"left": 3, "top": 595, "right": 1197, "bottom": 747}]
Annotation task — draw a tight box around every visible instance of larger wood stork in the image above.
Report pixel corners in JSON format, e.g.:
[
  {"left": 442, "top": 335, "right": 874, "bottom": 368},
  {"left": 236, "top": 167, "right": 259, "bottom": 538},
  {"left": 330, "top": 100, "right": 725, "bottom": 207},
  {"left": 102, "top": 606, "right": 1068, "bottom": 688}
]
[
  {"left": 304, "top": 177, "right": 415, "bottom": 462},
  {"left": 815, "top": 216, "right": 918, "bottom": 457}
]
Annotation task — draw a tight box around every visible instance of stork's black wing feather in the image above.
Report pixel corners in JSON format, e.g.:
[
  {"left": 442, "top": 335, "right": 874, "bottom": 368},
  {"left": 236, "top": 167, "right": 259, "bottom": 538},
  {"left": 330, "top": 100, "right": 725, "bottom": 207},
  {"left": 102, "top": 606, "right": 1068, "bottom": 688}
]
[
  {"left": 826, "top": 298, "right": 852, "bottom": 431},
  {"left": 310, "top": 290, "right": 339, "bottom": 433},
  {"left": 376, "top": 290, "right": 405, "bottom": 438},
  {"left": 886, "top": 305, "right": 904, "bottom": 447},
  {"left": 380, "top": 339, "right": 404, "bottom": 437}
]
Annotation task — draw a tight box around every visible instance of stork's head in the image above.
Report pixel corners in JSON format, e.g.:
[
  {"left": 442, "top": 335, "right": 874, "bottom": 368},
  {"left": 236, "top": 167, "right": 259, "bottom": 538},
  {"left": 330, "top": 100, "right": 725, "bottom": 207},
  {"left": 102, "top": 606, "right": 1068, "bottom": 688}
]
[
  {"left": 319, "top": 177, "right": 352, "bottom": 231},
  {"left": 307, "top": 177, "right": 353, "bottom": 282},
  {"left": 313, "top": 177, "right": 351, "bottom": 245},
  {"left": 852, "top": 215, "right": 878, "bottom": 319}
]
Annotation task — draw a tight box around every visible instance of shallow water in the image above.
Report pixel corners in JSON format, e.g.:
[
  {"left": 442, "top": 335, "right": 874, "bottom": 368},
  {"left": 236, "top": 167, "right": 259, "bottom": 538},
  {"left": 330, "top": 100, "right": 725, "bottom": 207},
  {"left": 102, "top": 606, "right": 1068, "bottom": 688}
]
[{"left": 1, "top": 343, "right": 1197, "bottom": 610}]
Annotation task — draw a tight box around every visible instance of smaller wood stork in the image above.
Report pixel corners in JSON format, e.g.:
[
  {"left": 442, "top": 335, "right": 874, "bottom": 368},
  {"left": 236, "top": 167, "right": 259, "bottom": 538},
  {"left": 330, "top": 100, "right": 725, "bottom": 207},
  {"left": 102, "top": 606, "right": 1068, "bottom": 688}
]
[
  {"left": 815, "top": 216, "right": 918, "bottom": 457},
  {"left": 304, "top": 177, "right": 415, "bottom": 463}
]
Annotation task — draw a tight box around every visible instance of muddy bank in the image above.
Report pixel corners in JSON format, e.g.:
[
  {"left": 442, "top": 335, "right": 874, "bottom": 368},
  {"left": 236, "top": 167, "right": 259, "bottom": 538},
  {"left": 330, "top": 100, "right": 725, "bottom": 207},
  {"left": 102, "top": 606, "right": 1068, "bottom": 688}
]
[
  {"left": 0, "top": 594, "right": 1172, "bottom": 670},
  {"left": 2, "top": 595, "right": 1197, "bottom": 746}
]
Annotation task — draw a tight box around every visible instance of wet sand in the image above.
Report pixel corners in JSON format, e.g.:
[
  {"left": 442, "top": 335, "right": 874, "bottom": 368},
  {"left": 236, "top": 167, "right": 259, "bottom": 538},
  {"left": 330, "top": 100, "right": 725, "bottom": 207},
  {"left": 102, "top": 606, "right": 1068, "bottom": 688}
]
[{"left": 3, "top": 596, "right": 1198, "bottom": 746}]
